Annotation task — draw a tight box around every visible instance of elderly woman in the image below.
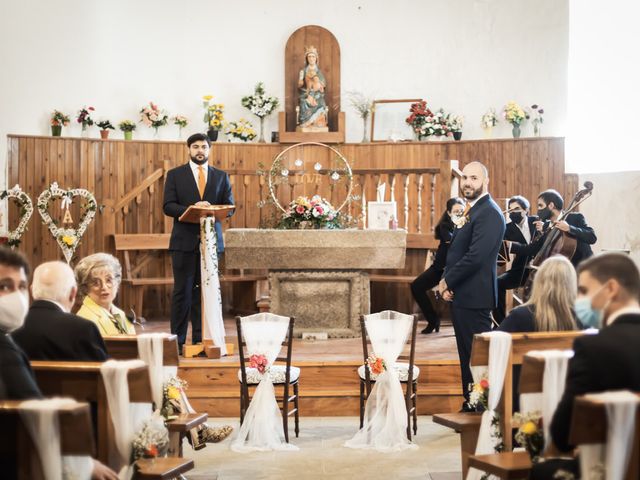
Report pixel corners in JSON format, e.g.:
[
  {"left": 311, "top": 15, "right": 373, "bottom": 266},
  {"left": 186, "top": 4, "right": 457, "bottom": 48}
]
[{"left": 75, "top": 253, "right": 136, "bottom": 335}]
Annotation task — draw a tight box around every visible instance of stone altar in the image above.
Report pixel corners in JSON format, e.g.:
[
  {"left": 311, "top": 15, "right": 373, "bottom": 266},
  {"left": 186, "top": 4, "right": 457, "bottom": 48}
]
[{"left": 224, "top": 229, "right": 407, "bottom": 337}]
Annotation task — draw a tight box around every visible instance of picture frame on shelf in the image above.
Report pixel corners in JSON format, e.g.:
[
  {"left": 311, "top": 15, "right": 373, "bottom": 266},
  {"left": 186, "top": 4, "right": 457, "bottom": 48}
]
[
  {"left": 370, "top": 99, "right": 422, "bottom": 142},
  {"left": 367, "top": 201, "right": 397, "bottom": 229}
]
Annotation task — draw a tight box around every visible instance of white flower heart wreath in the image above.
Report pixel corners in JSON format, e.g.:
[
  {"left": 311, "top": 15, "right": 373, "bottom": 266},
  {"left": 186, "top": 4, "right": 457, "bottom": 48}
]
[
  {"left": 37, "top": 182, "right": 97, "bottom": 263},
  {"left": 0, "top": 185, "right": 34, "bottom": 248}
]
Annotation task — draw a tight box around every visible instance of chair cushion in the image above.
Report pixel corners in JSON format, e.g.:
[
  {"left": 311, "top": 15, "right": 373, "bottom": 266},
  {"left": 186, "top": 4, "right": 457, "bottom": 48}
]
[
  {"left": 357, "top": 362, "right": 420, "bottom": 382},
  {"left": 238, "top": 365, "right": 300, "bottom": 385}
]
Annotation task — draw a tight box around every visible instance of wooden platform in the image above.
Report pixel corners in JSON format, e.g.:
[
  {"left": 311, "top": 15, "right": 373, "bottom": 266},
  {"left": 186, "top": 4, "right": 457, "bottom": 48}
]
[{"left": 143, "top": 317, "right": 463, "bottom": 417}]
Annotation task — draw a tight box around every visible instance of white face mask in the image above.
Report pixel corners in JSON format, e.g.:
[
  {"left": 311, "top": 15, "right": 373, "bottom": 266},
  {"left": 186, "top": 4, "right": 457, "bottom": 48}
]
[{"left": 0, "top": 290, "right": 29, "bottom": 333}]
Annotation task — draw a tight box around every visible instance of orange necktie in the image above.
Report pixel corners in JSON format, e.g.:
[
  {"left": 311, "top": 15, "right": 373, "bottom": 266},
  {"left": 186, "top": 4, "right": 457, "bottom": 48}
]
[
  {"left": 462, "top": 203, "right": 471, "bottom": 216},
  {"left": 198, "top": 166, "right": 206, "bottom": 199}
]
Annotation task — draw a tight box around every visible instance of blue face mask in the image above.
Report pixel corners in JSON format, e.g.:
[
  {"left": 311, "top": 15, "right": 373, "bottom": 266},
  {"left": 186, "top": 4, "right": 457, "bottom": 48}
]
[{"left": 574, "top": 285, "right": 609, "bottom": 329}]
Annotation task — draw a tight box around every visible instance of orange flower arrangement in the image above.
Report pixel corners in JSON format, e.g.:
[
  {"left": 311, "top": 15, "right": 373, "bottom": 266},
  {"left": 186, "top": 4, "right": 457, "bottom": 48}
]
[{"left": 366, "top": 354, "right": 387, "bottom": 375}]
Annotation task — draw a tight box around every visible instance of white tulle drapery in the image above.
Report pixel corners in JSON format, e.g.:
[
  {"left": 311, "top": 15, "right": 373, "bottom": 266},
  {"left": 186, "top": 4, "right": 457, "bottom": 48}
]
[
  {"left": 579, "top": 390, "right": 640, "bottom": 480},
  {"left": 19, "top": 398, "right": 93, "bottom": 480},
  {"left": 518, "top": 349, "right": 573, "bottom": 447},
  {"left": 136, "top": 333, "right": 178, "bottom": 410},
  {"left": 230, "top": 313, "right": 298, "bottom": 452},
  {"left": 200, "top": 216, "right": 226, "bottom": 355},
  {"left": 467, "top": 331, "right": 512, "bottom": 480},
  {"left": 345, "top": 310, "right": 417, "bottom": 452},
  {"left": 100, "top": 359, "right": 153, "bottom": 479}
]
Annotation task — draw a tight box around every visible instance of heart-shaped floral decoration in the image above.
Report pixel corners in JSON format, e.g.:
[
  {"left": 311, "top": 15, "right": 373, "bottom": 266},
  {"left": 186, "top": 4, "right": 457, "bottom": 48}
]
[
  {"left": 37, "top": 182, "right": 97, "bottom": 263},
  {"left": 0, "top": 185, "right": 34, "bottom": 248}
]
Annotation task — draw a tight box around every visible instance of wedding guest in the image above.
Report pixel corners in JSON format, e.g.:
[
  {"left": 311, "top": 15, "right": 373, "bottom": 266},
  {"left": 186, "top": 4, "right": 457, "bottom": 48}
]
[
  {"left": 74, "top": 253, "right": 136, "bottom": 335},
  {"left": 411, "top": 197, "right": 465, "bottom": 334},
  {"left": 74, "top": 252, "right": 233, "bottom": 444},
  {"left": 13, "top": 261, "right": 108, "bottom": 361}
]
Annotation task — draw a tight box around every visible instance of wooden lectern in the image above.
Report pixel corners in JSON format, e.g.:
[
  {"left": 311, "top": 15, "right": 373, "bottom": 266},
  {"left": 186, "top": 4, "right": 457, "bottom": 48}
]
[{"left": 179, "top": 204, "right": 235, "bottom": 359}]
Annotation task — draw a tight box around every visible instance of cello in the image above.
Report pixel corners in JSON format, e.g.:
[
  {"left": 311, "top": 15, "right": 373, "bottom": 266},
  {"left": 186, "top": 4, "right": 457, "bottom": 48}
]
[{"left": 522, "top": 181, "right": 594, "bottom": 300}]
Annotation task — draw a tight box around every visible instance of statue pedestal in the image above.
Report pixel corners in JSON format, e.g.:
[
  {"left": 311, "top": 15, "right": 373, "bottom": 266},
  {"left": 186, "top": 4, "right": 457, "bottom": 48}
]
[{"left": 225, "top": 229, "right": 406, "bottom": 337}]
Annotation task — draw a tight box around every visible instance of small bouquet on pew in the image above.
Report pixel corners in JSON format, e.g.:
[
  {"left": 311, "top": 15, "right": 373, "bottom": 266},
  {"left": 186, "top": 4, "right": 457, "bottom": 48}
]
[
  {"left": 131, "top": 412, "right": 169, "bottom": 461},
  {"left": 513, "top": 411, "right": 544, "bottom": 462},
  {"left": 249, "top": 353, "right": 269, "bottom": 374},
  {"left": 161, "top": 376, "right": 188, "bottom": 420},
  {"left": 468, "top": 376, "right": 489, "bottom": 411},
  {"left": 366, "top": 354, "right": 387, "bottom": 375}
]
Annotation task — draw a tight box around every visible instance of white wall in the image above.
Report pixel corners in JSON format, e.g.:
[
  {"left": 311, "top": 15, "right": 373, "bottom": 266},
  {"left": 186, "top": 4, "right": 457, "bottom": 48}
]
[{"left": 0, "top": 0, "right": 569, "bottom": 182}]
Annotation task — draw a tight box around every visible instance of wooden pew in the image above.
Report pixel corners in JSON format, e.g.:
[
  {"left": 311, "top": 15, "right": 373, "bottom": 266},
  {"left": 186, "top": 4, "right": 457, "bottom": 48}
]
[
  {"left": 0, "top": 400, "right": 95, "bottom": 480},
  {"left": 569, "top": 393, "right": 640, "bottom": 480},
  {"left": 433, "top": 331, "right": 584, "bottom": 477},
  {"left": 103, "top": 334, "right": 208, "bottom": 455}
]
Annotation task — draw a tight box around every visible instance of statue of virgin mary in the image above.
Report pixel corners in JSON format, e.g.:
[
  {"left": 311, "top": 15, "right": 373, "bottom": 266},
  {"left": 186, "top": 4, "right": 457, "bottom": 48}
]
[{"left": 296, "top": 45, "right": 329, "bottom": 132}]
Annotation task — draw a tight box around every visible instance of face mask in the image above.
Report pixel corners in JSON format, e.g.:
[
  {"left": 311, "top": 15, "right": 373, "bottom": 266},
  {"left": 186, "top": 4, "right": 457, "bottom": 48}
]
[
  {"left": 574, "top": 285, "right": 609, "bottom": 329},
  {"left": 537, "top": 207, "right": 552, "bottom": 221},
  {"left": 509, "top": 212, "right": 523, "bottom": 224},
  {"left": 0, "top": 291, "right": 29, "bottom": 333}
]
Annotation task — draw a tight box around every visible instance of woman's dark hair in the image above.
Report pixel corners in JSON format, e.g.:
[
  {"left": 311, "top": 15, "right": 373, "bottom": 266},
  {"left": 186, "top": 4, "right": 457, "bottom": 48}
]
[{"left": 434, "top": 197, "right": 465, "bottom": 240}]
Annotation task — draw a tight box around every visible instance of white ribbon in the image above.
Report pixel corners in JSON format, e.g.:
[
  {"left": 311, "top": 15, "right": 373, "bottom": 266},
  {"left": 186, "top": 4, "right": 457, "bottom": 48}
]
[
  {"left": 137, "top": 333, "right": 178, "bottom": 410},
  {"left": 200, "top": 216, "right": 226, "bottom": 355},
  {"left": 61, "top": 195, "right": 72, "bottom": 210}
]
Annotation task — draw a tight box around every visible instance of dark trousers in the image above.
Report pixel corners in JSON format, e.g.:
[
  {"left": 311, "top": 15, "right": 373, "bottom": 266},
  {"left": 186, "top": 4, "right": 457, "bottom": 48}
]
[
  {"left": 493, "top": 267, "right": 529, "bottom": 324},
  {"left": 170, "top": 250, "right": 202, "bottom": 347},
  {"left": 410, "top": 266, "right": 444, "bottom": 324},
  {"left": 451, "top": 304, "right": 493, "bottom": 400}
]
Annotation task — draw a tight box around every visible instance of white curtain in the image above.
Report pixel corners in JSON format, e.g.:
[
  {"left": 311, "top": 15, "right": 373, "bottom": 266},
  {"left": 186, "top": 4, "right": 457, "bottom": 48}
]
[
  {"left": 345, "top": 310, "right": 417, "bottom": 452},
  {"left": 200, "top": 216, "right": 226, "bottom": 355},
  {"left": 137, "top": 333, "right": 178, "bottom": 410},
  {"left": 467, "top": 331, "right": 512, "bottom": 480},
  {"left": 580, "top": 390, "right": 640, "bottom": 480},
  {"left": 100, "top": 359, "right": 153, "bottom": 479},
  {"left": 230, "top": 313, "right": 298, "bottom": 452},
  {"left": 19, "top": 398, "right": 93, "bottom": 480},
  {"left": 518, "top": 349, "right": 573, "bottom": 447}
]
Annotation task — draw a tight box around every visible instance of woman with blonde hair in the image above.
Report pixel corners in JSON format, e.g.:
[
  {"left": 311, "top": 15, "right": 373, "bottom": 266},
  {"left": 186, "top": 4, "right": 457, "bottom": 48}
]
[{"left": 499, "top": 255, "right": 580, "bottom": 333}]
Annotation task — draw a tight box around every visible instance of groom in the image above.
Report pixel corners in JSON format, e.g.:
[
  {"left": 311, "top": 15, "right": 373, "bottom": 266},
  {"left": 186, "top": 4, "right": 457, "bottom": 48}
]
[
  {"left": 438, "top": 161, "right": 505, "bottom": 411},
  {"left": 163, "top": 133, "right": 234, "bottom": 354}
]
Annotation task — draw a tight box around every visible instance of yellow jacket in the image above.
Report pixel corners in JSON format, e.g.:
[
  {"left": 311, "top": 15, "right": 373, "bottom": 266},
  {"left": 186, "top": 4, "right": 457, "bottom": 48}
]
[{"left": 76, "top": 296, "right": 136, "bottom": 336}]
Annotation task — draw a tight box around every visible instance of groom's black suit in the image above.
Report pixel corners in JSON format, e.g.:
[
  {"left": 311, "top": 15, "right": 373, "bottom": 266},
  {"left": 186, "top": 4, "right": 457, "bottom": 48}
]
[
  {"left": 444, "top": 193, "right": 506, "bottom": 400},
  {"left": 163, "top": 162, "right": 234, "bottom": 348}
]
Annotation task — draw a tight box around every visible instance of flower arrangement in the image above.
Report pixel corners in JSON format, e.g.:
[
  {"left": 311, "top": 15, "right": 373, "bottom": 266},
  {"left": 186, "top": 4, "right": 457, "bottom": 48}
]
[
  {"left": 0, "top": 185, "right": 34, "bottom": 248},
  {"left": 140, "top": 102, "right": 169, "bottom": 135},
  {"left": 530, "top": 104, "right": 544, "bottom": 136},
  {"left": 346, "top": 91, "right": 375, "bottom": 142},
  {"left": 406, "top": 101, "right": 452, "bottom": 139},
  {"left": 161, "top": 376, "right": 187, "bottom": 420},
  {"left": 224, "top": 119, "right": 256, "bottom": 142},
  {"left": 202, "top": 95, "right": 225, "bottom": 131},
  {"left": 241, "top": 82, "right": 279, "bottom": 119},
  {"left": 278, "top": 195, "right": 341, "bottom": 230},
  {"left": 249, "top": 354, "right": 269, "bottom": 374},
  {"left": 469, "top": 376, "right": 489, "bottom": 410},
  {"left": 366, "top": 354, "right": 387, "bottom": 375},
  {"left": 503, "top": 101, "right": 528, "bottom": 126},
  {"left": 406, "top": 100, "right": 434, "bottom": 139},
  {"left": 76, "top": 106, "right": 95, "bottom": 130},
  {"left": 172, "top": 115, "right": 189, "bottom": 138},
  {"left": 51, "top": 110, "right": 70, "bottom": 127},
  {"left": 452, "top": 209, "right": 470, "bottom": 229},
  {"left": 448, "top": 115, "right": 464, "bottom": 133},
  {"left": 118, "top": 120, "right": 137, "bottom": 132},
  {"left": 96, "top": 120, "right": 115, "bottom": 131},
  {"left": 481, "top": 108, "right": 499, "bottom": 129},
  {"left": 514, "top": 411, "right": 544, "bottom": 461},
  {"left": 131, "top": 412, "right": 169, "bottom": 461}
]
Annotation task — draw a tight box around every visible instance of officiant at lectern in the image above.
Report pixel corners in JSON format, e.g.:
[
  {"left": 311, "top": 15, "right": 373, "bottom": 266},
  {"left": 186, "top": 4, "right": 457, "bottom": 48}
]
[{"left": 163, "top": 133, "right": 234, "bottom": 354}]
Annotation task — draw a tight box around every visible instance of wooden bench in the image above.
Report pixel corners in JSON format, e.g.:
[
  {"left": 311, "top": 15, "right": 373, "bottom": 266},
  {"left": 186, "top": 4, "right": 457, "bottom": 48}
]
[
  {"left": 114, "top": 233, "right": 267, "bottom": 316},
  {"left": 434, "top": 331, "right": 584, "bottom": 477},
  {"left": 103, "top": 334, "right": 208, "bottom": 455},
  {"left": 0, "top": 400, "right": 95, "bottom": 480}
]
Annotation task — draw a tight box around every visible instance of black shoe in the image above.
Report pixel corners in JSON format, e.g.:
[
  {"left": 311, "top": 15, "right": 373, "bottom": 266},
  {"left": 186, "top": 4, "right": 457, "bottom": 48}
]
[
  {"left": 421, "top": 321, "right": 440, "bottom": 334},
  {"left": 459, "top": 401, "right": 476, "bottom": 413}
]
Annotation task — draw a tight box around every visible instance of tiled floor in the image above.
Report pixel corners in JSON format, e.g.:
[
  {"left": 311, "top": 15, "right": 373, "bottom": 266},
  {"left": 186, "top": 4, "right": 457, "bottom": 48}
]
[{"left": 185, "top": 416, "right": 462, "bottom": 480}]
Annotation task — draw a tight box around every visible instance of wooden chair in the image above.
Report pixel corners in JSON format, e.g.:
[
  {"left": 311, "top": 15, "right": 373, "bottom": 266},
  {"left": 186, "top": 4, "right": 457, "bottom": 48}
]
[
  {"left": 0, "top": 400, "right": 95, "bottom": 480},
  {"left": 358, "top": 312, "right": 419, "bottom": 440},
  {"left": 102, "top": 334, "right": 208, "bottom": 456},
  {"left": 236, "top": 315, "right": 299, "bottom": 442}
]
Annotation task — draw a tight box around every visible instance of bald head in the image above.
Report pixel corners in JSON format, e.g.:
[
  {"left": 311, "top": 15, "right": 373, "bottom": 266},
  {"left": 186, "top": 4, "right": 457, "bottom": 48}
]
[
  {"left": 31, "top": 261, "right": 78, "bottom": 312},
  {"left": 461, "top": 161, "right": 489, "bottom": 200}
]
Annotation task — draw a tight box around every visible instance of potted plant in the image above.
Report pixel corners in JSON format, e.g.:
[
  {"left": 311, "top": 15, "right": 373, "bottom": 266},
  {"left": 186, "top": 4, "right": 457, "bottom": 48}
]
[
  {"left": 50, "top": 110, "right": 70, "bottom": 137},
  {"left": 172, "top": 115, "right": 189, "bottom": 139},
  {"left": 449, "top": 115, "right": 464, "bottom": 141},
  {"left": 118, "top": 120, "right": 137, "bottom": 140},
  {"left": 76, "top": 106, "right": 95, "bottom": 137},
  {"left": 481, "top": 108, "right": 499, "bottom": 138},
  {"left": 96, "top": 120, "right": 115, "bottom": 140},
  {"left": 346, "top": 91, "right": 374, "bottom": 143},
  {"left": 139, "top": 102, "right": 168, "bottom": 138},
  {"left": 224, "top": 119, "right": 256, "bottom": 142},
  {"left": 241, "top": 82, "right": 279, "bottom": 142},
  {"left": 503, "top": 101, "right": 528, "bottom": 138}
]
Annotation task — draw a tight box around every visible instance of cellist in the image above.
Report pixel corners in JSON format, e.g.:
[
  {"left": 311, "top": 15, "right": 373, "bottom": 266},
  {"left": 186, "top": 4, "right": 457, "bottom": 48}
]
[{"left": 507, "top": 189, "right": 597, "bottom": 268}]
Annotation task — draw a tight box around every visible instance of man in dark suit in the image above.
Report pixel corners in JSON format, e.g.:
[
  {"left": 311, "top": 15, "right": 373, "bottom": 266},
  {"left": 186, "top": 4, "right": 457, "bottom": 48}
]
[
  {"left": 531, "top": 252, "right": 640, "bottom": 479},
  {"left": 13, "top": 261, "right": 107, "bottom": 361},
  {"left": 509, "top": 189, "right": 596, "bottom": 268},
  {"left": 494, "top": 195, "right": 538, "bottom": 324},
  {"left": 438, "top": 161, "right": 506, "bottom": 409},
  {"left": 163, "top": 133, "right": 234, "bottom": 353}
]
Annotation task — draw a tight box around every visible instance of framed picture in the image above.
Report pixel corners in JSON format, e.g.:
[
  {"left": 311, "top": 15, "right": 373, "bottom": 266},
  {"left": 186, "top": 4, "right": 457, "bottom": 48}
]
[
  {"left": 370, "top": 99, "right": 421, "bottom": 142},
  {"left": 367, "top": 201, "right": 397, "bottom": 229}
]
